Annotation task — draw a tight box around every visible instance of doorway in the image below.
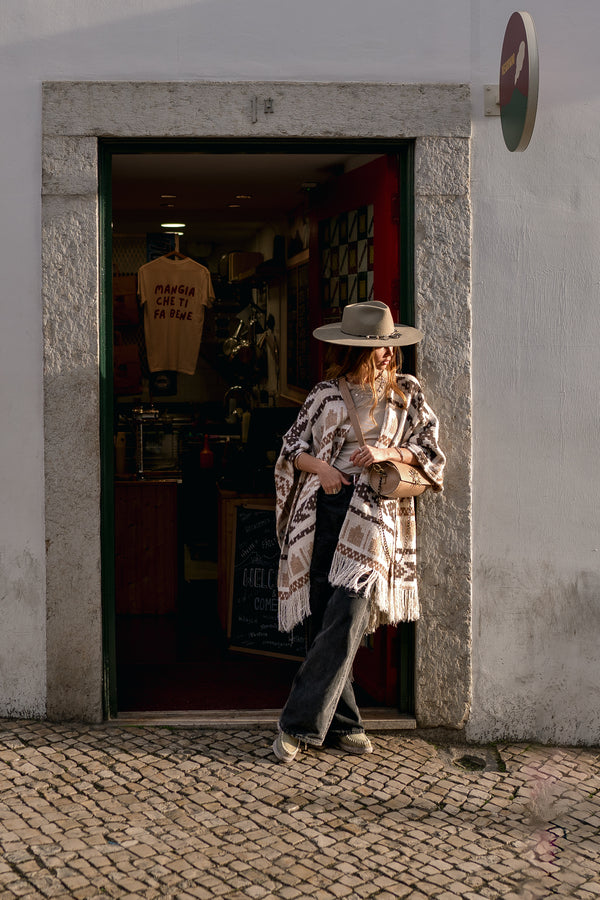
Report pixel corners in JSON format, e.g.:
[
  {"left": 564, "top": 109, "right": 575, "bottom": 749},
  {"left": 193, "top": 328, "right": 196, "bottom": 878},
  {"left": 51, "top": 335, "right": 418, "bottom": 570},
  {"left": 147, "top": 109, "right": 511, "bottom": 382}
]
[
  {"left": 106, "top": 142, "right": 415, "bottom": 715},
  {"left": 43, "top": 80, "right": 471, "bottom": 725}
]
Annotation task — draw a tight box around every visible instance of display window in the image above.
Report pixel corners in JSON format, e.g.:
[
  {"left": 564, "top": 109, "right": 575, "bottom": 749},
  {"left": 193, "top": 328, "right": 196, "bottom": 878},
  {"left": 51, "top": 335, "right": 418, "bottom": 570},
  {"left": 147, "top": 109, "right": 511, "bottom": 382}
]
[{"left": 107, "top": 144, "right": 414, "bottom": 715}]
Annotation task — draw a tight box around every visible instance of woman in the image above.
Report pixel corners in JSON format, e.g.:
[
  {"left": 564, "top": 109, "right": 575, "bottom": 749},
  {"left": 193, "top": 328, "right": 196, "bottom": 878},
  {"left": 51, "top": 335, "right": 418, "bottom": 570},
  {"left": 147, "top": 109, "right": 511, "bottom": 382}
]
[{"left": 273, "top": 301, "right": 445, "bottom": 763}]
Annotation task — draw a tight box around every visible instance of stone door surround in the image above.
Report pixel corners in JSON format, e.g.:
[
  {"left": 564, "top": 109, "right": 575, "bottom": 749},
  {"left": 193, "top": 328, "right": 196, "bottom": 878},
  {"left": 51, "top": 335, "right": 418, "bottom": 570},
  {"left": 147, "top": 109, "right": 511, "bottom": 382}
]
[{"left": 42, "top": 81, "right": 471, "bottom": 723}]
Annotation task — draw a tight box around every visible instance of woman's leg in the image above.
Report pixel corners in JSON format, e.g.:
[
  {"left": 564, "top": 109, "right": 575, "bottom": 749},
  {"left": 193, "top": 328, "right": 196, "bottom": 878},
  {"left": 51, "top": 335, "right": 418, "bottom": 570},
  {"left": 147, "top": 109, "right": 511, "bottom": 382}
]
[
  {"left": 305, "top": 489, "right": 365, "bottom": 737},
  {"left": 279, "top": 584, "right": 369, "bottom": 745},
  {"left": 278, "top": 484, "right": 369, "bottom": 746}
]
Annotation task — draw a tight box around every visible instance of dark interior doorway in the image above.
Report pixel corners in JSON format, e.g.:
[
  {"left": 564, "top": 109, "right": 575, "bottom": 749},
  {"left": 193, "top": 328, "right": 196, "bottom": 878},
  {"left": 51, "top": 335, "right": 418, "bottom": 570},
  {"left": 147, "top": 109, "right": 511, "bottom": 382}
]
[{"left": 105, "top": 141, "right": 414, "bottom": 715}]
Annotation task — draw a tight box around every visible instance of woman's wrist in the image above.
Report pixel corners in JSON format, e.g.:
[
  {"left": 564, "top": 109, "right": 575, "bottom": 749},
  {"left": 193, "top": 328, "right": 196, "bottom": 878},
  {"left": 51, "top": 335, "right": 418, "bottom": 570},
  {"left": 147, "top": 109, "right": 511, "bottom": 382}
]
[
  {"left": 388, "top": 447, "right": 405, "bottom": 464},
  {"left": 294, "top": 452, "right": 330, "bottom": 475},
  {"left": 395, "top": 446, "right": 417, "bottom": 466}
]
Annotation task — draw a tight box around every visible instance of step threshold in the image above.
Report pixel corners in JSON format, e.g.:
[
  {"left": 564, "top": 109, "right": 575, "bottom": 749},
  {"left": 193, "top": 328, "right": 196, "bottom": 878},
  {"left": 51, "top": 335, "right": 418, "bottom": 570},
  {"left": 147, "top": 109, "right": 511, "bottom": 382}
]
[{"left": 110, "top": 709, "right": 417, "bottom": 730}]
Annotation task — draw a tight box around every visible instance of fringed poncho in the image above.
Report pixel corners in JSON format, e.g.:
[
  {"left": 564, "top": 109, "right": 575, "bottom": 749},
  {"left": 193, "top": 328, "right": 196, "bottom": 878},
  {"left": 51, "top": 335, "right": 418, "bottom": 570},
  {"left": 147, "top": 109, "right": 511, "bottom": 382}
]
[{"left": 275, "top": 375, "right": 445, "bottom": 634}]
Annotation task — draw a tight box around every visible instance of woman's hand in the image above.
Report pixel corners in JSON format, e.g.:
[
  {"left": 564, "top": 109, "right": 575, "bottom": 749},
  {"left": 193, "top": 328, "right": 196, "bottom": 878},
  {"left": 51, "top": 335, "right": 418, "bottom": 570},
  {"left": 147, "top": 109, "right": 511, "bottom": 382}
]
[
  {"left": 317, "top": 462, "right": 351, "bottom": 495},
  {"left": 349, "top": 445, "right": 417, "bottom": 468},
  {"left": 349, "top": 445, "right": 387, "bottom": 468},
  {"left": 294, "top": 452, "right": 351, "bottom": 495}
]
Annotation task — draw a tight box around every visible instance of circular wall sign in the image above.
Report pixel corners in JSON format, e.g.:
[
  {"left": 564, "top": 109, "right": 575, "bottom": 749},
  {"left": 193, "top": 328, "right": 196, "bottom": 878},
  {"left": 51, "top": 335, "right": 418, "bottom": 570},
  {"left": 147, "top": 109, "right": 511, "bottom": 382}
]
[{"left": 499, "top": 11, "right": 539, "bottom": 152}]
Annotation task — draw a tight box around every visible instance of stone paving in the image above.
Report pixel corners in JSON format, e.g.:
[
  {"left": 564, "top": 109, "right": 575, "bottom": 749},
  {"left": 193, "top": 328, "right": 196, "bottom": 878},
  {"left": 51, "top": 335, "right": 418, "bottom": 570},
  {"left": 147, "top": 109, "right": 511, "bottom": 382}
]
[{"left": 0, "top": 721, "right": 599, "bottom": 899}]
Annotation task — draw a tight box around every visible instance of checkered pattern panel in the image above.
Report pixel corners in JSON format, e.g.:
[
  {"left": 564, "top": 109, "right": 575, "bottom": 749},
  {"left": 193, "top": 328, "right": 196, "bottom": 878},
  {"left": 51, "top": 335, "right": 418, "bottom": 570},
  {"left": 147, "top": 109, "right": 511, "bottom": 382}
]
[{"left": 320, "top": 204, "right": 374, "bottom": 320}]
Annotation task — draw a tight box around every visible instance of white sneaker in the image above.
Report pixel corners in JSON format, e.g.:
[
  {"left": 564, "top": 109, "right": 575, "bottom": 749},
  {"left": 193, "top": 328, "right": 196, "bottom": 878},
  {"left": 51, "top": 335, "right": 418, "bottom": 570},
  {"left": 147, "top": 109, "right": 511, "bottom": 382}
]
[
  {"left": 273, "top": 731, "right": 301, "bottom": 763},
  {"left": 334, "top": 732, "right": 373, "bottom": 754}
]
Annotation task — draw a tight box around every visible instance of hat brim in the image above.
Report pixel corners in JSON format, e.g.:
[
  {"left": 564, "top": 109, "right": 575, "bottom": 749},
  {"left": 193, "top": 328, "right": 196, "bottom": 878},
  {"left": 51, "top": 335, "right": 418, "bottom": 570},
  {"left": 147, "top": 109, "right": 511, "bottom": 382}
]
[{"left": 312, "top": 322, "right": 424, "bottom": 347}]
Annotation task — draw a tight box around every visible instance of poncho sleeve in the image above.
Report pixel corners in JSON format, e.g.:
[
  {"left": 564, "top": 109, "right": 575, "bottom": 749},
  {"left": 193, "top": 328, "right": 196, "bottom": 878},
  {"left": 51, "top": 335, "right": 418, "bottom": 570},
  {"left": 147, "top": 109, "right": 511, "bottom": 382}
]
[
  {"left": 400, "top": 377, "right": 446, "bottom": 492},
  {"left": 274, "top": 385, "right": 320, "bottom": 548},
  {"left": 277, "top": 395, "right": 314, "bottom": 464},
  {"left": 274, "top": 380, "right": 346, "bottom": 548}
]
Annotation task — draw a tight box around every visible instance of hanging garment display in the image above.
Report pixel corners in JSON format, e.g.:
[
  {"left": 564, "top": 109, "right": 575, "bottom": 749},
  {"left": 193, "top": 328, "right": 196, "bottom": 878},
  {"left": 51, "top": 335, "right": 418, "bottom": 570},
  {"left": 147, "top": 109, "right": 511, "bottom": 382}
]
[{"left": 138, "top": 253, "right": 215, "bottom": 375}]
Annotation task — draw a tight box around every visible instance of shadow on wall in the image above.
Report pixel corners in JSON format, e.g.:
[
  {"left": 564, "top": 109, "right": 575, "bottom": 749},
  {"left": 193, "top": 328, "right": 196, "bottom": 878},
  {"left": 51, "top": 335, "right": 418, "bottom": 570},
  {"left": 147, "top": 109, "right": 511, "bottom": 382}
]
[
  {"left": 0, "top": 547, "right": 46, "bottom": 718},
  {"left": 469, "top": 559, "right": 600, "bottom": 745}
]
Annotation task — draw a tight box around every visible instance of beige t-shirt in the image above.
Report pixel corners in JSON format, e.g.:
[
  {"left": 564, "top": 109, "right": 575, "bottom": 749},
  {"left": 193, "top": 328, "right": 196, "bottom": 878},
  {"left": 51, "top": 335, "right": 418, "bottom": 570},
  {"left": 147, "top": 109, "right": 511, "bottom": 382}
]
[
  {"left": 138, "top": 256, "right": 215, "bottom": 374},
  {"left": 336, "top": 381, "right": 387, "bottom": 475}
]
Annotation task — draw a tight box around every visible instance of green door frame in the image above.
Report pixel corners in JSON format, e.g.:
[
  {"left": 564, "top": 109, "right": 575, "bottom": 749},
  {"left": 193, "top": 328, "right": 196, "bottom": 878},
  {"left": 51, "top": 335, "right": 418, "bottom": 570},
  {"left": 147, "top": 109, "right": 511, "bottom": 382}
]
[
  {"left": 99, "top": 146, "right": 117, "bottom": 717},
  {"left": 99, "top": 138, "right": 415, "bottom": 719}
]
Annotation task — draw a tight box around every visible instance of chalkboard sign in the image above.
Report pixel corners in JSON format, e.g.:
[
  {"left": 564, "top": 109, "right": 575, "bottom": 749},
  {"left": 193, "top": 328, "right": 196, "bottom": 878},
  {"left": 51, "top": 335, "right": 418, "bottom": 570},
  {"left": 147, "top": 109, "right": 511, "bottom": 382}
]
[{"left": 228, "top": 505, "right": 305, "bottom": 659}]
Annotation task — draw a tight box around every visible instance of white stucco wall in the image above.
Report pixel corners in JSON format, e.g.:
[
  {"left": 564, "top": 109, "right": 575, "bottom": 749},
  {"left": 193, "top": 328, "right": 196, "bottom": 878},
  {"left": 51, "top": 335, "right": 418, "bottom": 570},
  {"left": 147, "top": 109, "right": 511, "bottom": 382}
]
[
  {"left": 468, "top": 3, "right": 600, "bottom": 743},
  {"left": 1, "top": 0, "right": 598, "bottom": 740}
]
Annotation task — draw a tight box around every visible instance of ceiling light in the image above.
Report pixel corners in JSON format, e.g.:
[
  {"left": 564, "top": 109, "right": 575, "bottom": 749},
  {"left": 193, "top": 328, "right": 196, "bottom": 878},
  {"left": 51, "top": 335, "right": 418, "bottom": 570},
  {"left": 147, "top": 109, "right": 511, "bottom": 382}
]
[
  {"left": 161, "top": 194, "right": 177, "bottom": 199},
  {"left": 161, "top": 222, "right": 186, "bottom": 228},
  {"left": 228, "top": 204, "right": 241, "bottom": 209},
  {"left": 235, "top": 194, "right": 252, "bottom": 200}
]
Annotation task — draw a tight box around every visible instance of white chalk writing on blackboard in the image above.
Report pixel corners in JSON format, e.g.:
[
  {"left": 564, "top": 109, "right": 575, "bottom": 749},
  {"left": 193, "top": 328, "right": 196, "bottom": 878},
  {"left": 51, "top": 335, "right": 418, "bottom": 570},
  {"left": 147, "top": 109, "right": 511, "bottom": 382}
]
[{"left": 229, "top": 506, "right": 304, "bottom": 659}]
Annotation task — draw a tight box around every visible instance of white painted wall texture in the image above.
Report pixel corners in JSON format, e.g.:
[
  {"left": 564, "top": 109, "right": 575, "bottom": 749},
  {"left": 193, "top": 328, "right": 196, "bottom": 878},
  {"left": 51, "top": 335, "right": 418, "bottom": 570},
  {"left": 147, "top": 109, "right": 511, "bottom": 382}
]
[
  {"left": 468, "top": 3, "right": 600, "bottom": 744},
  {"left": 1, "top": 0, "right": 599, "bottom": 740}
]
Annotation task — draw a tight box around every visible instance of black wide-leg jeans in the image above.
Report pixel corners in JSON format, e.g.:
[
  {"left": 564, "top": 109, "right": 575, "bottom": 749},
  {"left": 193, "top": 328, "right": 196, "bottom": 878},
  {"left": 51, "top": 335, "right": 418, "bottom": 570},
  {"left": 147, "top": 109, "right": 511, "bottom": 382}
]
[{"left": 278, "top": 482, "right": 370, "bottom": 746}]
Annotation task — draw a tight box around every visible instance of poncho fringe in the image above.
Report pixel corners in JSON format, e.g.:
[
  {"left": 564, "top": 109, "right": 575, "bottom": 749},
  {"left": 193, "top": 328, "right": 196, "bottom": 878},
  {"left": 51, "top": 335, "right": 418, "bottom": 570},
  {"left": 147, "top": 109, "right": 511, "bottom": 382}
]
[{"left": 328, "top": 554, "right": 420, "bottom": 626}]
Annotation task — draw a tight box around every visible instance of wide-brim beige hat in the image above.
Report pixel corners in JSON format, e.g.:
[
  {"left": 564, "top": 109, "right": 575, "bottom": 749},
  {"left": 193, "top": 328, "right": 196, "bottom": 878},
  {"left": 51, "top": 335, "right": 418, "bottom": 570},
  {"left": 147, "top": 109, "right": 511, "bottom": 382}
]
[{"left": 313, "top": 301, "right": 424, "bottom": 347}]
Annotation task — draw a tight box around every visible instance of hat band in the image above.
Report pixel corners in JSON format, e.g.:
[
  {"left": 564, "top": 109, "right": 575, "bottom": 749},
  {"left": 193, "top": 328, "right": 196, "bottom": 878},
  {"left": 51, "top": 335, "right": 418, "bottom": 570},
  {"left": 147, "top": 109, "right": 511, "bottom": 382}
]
[{"left": 347, "top": 330, "right": 403, "bottom": 340}]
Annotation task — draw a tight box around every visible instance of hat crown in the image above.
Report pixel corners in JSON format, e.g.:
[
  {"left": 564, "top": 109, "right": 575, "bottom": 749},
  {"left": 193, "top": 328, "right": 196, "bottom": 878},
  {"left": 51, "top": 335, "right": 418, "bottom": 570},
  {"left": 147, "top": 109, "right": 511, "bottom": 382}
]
[{"left": 341, "top": 301, "right": 395, "bottom": 338}]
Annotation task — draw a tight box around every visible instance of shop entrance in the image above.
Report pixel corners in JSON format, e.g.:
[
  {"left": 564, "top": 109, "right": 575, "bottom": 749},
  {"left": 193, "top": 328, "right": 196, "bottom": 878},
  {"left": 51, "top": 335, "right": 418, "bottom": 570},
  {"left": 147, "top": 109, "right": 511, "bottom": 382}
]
[{"left": 106, "top": 141, "right": 415, "bottom": 715}]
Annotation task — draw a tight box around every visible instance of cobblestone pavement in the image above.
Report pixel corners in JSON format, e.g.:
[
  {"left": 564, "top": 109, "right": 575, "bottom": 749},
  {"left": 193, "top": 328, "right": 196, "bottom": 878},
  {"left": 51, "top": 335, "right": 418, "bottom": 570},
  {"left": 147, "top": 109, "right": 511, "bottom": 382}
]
[{"left": 1, "top": 721, "right": 600, "bottom": 899}]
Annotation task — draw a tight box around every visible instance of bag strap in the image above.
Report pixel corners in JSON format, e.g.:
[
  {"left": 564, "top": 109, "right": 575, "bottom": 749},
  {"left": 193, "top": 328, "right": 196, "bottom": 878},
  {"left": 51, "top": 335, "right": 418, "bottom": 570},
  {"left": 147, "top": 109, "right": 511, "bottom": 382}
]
[{"left": 338, "top": 377, "right": 366, "bottom": 447}]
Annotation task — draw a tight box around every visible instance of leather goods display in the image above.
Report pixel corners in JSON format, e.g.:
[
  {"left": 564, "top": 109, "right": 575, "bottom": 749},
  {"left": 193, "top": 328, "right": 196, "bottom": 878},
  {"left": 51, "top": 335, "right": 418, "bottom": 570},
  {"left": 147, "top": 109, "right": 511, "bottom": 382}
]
[{"left": 338, "top": 377, "right": 433, "bottom": 499}]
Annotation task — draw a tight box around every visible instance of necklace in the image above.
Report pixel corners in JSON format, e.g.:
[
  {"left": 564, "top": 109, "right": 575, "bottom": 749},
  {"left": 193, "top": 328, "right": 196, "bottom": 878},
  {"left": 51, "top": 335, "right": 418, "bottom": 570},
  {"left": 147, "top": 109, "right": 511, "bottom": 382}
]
[{"left": 348, "top": 374, "right": 386, "bottom": 402}]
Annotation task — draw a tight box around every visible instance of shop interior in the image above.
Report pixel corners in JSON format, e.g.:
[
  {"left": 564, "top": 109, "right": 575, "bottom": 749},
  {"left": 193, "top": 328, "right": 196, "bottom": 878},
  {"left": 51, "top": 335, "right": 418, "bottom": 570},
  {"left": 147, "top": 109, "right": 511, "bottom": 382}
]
[{"left": 110, "top": 148, "right": 403, "bottom": 713}]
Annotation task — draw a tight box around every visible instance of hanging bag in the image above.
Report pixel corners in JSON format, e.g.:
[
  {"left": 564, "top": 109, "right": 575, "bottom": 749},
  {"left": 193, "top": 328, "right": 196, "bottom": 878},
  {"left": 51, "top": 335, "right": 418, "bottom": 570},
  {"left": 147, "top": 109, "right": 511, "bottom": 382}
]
[{"left": 338, "top": 377, "right": 433, "bottom": 499}]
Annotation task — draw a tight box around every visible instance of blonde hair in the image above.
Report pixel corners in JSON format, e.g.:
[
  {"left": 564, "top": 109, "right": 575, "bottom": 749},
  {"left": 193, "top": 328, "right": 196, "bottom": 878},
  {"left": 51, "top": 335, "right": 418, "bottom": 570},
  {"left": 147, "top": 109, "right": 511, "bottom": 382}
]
[{"left": 325, "top": 345, "right": 406, "bottom": 415}]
